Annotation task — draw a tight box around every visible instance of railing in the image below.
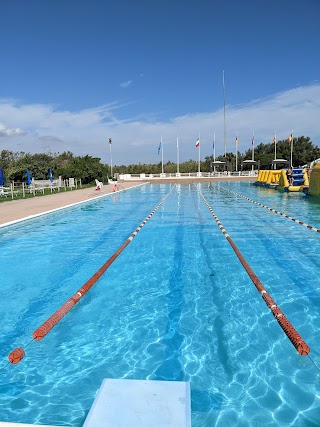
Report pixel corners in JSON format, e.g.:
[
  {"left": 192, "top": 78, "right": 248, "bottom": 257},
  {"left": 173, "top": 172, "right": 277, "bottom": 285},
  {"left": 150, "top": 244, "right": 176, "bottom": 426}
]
[
  {"left": 119, "top": 170, "right": 258, "bottom": 180},
  {"left": 28, "top": 179, "right": 61, "bottom": 194},
  {"left": 0, "top": 178, "right": 82, "bottom": 199}
]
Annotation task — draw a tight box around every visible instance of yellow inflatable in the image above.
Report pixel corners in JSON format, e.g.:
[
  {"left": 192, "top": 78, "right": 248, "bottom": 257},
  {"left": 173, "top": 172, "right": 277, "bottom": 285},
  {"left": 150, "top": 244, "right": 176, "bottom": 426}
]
[
  {"left": 277, "top": 168, "right": 309, "bottom": 192},
  {"left": 256, "top": 164, "right": 320, "bottom": 196},
  {"left": 308, "top": 163, "right": 320, "bottom": 196},
  {"left": 255, "top": 170, "right": 280, "bottom": 187}
]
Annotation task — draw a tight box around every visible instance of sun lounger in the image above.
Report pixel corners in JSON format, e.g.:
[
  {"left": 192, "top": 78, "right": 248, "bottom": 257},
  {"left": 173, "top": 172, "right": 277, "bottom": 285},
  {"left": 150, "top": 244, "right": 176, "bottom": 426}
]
[
  {"left": 0, "top": 186, "right": 11, "bottom": 197},
  {"left": 95, "top": 179, "right": 103, "bottom": 190}
]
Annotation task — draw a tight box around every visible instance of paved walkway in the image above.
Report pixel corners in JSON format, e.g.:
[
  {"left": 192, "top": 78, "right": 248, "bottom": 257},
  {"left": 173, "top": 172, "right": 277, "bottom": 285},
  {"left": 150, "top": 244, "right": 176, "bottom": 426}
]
[{"left": 0, "top": 182, "right": 140, "bottom": 227}]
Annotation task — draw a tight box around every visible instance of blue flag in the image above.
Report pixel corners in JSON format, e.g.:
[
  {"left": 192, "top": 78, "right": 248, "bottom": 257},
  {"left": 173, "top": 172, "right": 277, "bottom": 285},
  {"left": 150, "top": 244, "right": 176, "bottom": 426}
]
[
  {"left": 158, "top": 142, "right": 162, "bottom": 155},
  {"left": 212, "top": 141, "right": 215, "bottom": 150},
  {"left": 0, "top": 167, "right": 4, "bottom": 186},
  {"left": 26, "top": 169, "right": 32, "bottom": 185}
]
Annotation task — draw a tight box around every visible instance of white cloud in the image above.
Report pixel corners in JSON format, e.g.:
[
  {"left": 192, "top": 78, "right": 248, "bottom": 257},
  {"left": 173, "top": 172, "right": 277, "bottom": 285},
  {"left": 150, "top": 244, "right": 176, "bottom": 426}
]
[
  {"left": 0, "top": 122, "right": 26, "bottom": 137},
  {"left": 120, "top": 80, "right": 133, "bottom": 88},
  {"left": 0, "top": 83, "right": 319, "bottom": 165}
]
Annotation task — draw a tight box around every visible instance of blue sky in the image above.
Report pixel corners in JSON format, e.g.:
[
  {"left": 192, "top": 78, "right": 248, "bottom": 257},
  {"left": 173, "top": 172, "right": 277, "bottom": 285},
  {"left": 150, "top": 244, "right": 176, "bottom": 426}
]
[{"left": 0, "top": 0, "right": 319, "bottom": 166}]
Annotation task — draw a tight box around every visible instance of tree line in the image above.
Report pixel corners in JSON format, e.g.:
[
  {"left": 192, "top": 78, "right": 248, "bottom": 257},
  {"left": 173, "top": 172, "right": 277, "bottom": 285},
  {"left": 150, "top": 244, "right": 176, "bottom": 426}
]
[
  {"left": 0, "top": 150, "right": 109, "bottom": 184},
  {"left": 1, "top": 136, "right": 319, "bottom": 183}
]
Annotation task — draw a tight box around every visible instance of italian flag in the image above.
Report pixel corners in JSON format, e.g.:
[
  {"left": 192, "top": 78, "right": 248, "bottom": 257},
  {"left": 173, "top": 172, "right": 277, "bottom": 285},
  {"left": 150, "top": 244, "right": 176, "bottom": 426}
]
[{"left": 195, "top": 138, "right": 200, "bottom": 147}]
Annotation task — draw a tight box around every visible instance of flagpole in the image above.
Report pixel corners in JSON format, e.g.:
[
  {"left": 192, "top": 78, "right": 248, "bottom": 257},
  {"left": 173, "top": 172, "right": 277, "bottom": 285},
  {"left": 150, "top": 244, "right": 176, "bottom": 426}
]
[
  {"left": 177, "top": 137, "right": 179, "bottom": 174},
  {"left": 223, "top": 70, "right": 226, "bottom": 157},
  {"left": 161, "top": 135, "right": 164, "bottom": 174},
  {"left": 290, "top": 130, "right": 293, "bottom": 167},
  {"left": 213, "top": 133, "right": 216, "bottom": 174},
  {"left": 108, "top": 137, "right": 113, "bottom": 177},
  {"left": 198, "top": 133, "right": 201, "bottom": 174},
  {"left": 252, "top": 132, "right": 254, "bottom": 161},
  {"left": 274, "top": 131, "right": 277, "bottom": 161},
  {"left": 235, "top": 134, "right": 238, "bottom": 172},
  {"left": 252, "top": 131, "right": 254, "bottom": 172}
]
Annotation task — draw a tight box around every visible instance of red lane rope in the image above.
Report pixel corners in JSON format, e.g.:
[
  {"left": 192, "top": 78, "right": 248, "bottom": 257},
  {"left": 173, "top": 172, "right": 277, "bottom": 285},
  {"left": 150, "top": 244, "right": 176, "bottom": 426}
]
[
  {"left": 197, "top": 187, "right": 310, "bottom": 356},
  {"left": 218, "top": 185, "right": 320, "bottom": 233},
  {"left": 8, "top": 185, "right": 175, "bottom": 364}
]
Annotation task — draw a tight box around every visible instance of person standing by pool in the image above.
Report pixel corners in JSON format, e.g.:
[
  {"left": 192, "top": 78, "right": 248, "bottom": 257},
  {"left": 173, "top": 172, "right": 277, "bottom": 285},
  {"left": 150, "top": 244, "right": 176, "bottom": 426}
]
[{"left": 287, "top": 167, "right": 294, "bottom": 185}]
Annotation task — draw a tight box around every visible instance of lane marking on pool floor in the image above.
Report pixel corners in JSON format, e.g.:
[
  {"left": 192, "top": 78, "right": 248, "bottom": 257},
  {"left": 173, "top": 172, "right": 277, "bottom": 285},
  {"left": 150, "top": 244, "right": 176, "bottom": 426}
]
[
  {"left": 217, "top": 185, "right": 320, "bottom": 233},
  {"left": 4, "top": 185, "right": 176, "bottom": 367},
  {"left": 196, "top": 185, "right": 311, "bottom": 357}
]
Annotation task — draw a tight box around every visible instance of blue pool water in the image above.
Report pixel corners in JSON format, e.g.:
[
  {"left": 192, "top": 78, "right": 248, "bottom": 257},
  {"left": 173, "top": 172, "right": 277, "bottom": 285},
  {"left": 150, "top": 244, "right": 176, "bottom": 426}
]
[{"left": 1, "top": 181, "right": 320, "bottom": 426}]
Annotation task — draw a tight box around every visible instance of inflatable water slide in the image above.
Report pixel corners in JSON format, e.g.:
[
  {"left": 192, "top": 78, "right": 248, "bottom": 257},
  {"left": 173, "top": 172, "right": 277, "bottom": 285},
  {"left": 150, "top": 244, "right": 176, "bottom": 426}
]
[
  {"left": 276, "top": 168, "right": 309, "bottom": 192},
  {"left": 255, "top": 170, "right": 281, "bottom": 188},
  {"left": 255, "top": 163, "right": 320, "bottom": 196}
]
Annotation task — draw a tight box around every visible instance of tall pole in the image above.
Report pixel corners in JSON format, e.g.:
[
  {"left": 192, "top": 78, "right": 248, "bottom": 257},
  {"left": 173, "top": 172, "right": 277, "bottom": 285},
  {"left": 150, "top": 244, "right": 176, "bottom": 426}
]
[
  {"left": 252, "top": 131, "right": 254, "bottom": 172},
  {"left": 274, "top": 131, "right": 277, "bottom": 162},
  {"left": 223, "top": 70, "right": 226, "bottom": 157},
  {"left": 290, "top": 130, "right": 293, "bottom": 167},
  {"left": 177, "top": 137, "right": 179, "bottom": 174},
  {"left": 198, "top": 133, "right": 201, "bottom": 174},
  {"left": 213, "top": 133, "right": 216, "bottom": 174},
  {"left": 108, "top": 138, "right": 113, "bottom": 177},
  {"left": 161, "top": 135, "right": 164, "bottom": 174},
  {"left": 235, "top": 134, "right": 238, "bottom": 172},
  {"left": 252, "top": 132, "right": 254, "bottom": 161}
]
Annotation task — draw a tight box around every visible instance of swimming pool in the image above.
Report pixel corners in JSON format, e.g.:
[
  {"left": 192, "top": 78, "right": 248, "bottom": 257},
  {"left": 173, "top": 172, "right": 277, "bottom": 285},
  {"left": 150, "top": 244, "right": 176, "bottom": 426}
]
[{"left": 1, "top": 181, "right": 320, "bottom": 426}]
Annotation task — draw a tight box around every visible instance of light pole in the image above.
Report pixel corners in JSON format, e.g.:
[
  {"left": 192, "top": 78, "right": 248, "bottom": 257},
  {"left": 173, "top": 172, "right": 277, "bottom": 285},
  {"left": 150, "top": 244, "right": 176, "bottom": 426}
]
[{"left": 108, "top": 138, "right": 113, "bottom": 177}]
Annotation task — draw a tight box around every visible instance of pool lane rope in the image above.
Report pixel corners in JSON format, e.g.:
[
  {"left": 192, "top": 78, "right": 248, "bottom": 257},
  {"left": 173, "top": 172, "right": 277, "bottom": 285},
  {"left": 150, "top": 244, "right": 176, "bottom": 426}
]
[
  {"left": 218, "top": 185, "right": 320, "bottom": 233},
  {"left": 6, "top": 185, "right": 175, "bottom": 366},
  {"left": 196, "top": 186, "right": 311, "bottom": 358}
]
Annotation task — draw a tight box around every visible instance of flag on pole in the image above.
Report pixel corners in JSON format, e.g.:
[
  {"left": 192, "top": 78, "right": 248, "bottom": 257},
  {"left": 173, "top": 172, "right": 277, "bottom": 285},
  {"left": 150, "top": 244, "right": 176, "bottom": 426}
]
[
  {"left": 212, "top": 140, "right": 215, "bottom": 150},
  {"left": 195, "top": 138, "right": 200, "bottom": 148},
  {"left": 26, "top": 168, "right": 32, "bottom": 185},
  {"left": 235, "top": 136, "right": 238, "bottom": 145},
  {"left": 109, "top": 138, "right": 112, "bottom": 144},
  {"left": 158, "top": 142, "right": 162, "bottom": 154},
  {"left": 272, "top": 135, "right": 276, "bottom": 144},
  {"left": 251, "top": 136, "right": 254, "bottom": 147},
  {"left": 287, "top": 134, "right": 293, "bottom": 143}
]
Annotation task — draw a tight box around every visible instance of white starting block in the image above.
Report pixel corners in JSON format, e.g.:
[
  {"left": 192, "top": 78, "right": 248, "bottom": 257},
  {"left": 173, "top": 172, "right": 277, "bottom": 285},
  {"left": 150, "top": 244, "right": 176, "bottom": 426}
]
[{"left": 83, "top": 379, "right": 191, "bottom": 427}]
